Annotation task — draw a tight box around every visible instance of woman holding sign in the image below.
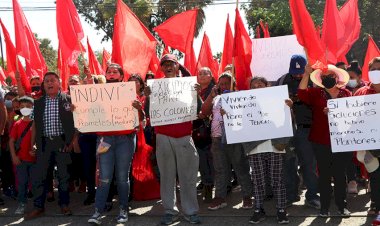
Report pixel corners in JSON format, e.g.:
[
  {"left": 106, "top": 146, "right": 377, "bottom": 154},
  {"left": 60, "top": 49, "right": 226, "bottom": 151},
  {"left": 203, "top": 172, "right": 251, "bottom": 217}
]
[
  {"left": 298, "top": 64, "right": 352, "bottom": 218},
  {"left": 354, "top": 57, "right": 380, "bottom": 226},
  {"left": 87, "top": 64, "right": 145, "bottom": 225}
]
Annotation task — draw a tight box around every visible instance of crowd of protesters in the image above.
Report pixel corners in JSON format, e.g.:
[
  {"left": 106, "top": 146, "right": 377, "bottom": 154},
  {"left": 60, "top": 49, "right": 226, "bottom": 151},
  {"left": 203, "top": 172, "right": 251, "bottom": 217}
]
[{"left": 0, "top": 54, "right": 379, "bottom": 226}]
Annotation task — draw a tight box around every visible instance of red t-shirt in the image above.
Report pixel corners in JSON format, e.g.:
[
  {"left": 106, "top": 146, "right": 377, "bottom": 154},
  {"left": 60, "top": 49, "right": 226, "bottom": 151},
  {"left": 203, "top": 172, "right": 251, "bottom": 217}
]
[
  {"left": 354, "top": 83, "right": 378, "bottom": 96},
  {"left": 10, "top": 120, "right": 35, "bottom": 162},
  {"left": 155, "top": 121, "right": 193, "bottom": 138},
  {"left": 298, "top": 87, "right": 351, "bottom": 145}
]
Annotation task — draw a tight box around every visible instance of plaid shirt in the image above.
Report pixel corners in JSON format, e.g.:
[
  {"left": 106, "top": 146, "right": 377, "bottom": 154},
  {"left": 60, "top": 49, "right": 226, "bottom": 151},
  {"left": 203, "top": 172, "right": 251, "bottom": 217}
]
[{"left": 43, "top": 94, "right": 64, "bottom": 137}]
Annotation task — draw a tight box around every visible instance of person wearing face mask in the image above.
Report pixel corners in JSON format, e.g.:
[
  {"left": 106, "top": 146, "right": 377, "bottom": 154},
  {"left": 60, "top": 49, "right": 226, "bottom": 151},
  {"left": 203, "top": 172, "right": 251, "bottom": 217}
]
[
  {"left": 0, "top": 92, "right": 19, "bottom": 200},
  {"left": 354, "top": 57, "right": 380, "bottom": 226},
  {"left": 346, "top": 61, "right": 367, "bottom": 94},
  {"left": 9, "top": 96, "right": 35, "bottom": 215},
  {"left": 15, "top": 72, "right": 43, "bottom": 100},
  {"left": 298, "top": 64, "right": 352, "bottom": 218}
]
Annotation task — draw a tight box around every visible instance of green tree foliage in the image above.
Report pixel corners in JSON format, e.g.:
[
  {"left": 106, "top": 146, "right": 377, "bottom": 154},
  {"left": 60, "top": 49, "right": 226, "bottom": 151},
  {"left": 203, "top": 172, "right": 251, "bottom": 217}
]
[
  {"left": 73, "top": 0, "right": 212, "bottom": 42},
  {"left": 242, "top": 0, "right": 379, "bottom": 64},
  {"left": 36, "top": 36, "right": 58, "bottom": 72}
]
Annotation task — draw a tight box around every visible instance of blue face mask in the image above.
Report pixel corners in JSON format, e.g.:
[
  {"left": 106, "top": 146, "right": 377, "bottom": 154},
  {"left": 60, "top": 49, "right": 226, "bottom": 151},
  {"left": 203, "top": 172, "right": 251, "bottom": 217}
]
[{"left": 5, "top": 99, "right": 12, "bottom": 109}]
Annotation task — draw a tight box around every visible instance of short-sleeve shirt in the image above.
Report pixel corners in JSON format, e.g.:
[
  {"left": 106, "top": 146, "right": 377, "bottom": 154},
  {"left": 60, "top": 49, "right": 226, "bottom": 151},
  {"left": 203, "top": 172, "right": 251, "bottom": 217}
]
[{"left": 10, "top": 120, "right": 35, "bottom": 162}]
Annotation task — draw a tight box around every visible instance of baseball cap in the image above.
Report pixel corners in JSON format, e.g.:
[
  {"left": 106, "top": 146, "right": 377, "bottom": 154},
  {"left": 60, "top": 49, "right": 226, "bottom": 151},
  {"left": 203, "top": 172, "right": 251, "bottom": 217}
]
[
  {"left": 289, "top": 55, "right": 307, "bottom": 75},
  {"left": 160, "top": 54, "right": 178, "bottom": 65}
]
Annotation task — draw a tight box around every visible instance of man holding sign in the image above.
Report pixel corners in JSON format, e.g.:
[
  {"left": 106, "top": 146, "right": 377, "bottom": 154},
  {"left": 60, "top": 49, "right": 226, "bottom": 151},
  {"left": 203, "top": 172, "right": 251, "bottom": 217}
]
[{"left": 145, "top": 54, "right": 201, "bottom": 225}]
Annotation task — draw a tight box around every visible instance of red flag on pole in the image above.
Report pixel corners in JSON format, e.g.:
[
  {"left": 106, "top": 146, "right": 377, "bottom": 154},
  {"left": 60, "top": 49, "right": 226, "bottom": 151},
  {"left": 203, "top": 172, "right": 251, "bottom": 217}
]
[
  {"left": 0, "top": 19, "right": 29, "bottom": 89},
  {"left": 264, "top": 23, "right": 270, "bottom": 38},
  {"left": 362, "top": 36, "right": 380, "bottom": 82},
  {"left": 197, "top": 32, "right": 218, "bottom": 80},
  {"left": 321, "top": 0, "right": 346, "bottom": 64},
  {"left": 13, "top": 0, "right": 47, "bottom": 77},
  {"left": 233, "top": 8, "right": 252, "bottom": 90},
  {"left": 87, "top": 38, "right": 103, "bottom": 75},
  {"left": 57, "top": 44, "right": 68, "bottom": 91},
  {"left": 0, "top": 66, "right": 6, "bottom": 84},
  {"left": 112, "top": 0, "right": 157, "bottom": 80},
  {"left": 154, "top": 9, "right": 198, "bottom": 75},
  {"left": 289, "top": 0, "right": 325, "bottom": 66},
  {"left": 102, "top": 48, "right": 111, "bottom": 72},
  {"left": 56, "top": 0, "right": 85, "bottom": 66},
  {"left": 337, "top": 0, "right": 361, "bottom": 60},
  {"left": 219, "top": 15, "right": 233, "bottom": 75}
]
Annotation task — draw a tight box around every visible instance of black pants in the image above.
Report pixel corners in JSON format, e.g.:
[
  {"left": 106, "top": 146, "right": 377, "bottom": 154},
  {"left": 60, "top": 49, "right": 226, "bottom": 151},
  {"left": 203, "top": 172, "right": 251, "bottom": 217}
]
[
  {"left": 312, "top": 142, "right": 351, "bottom": 211},
  {"left": 369, "top": 158, "right": 380, "bottom": 212},
  {"left": 79, "top": 134, "right": 97, "bottom": 196},
  {"left": 32, "top": 137, "right": 72, "bottom": 209}
]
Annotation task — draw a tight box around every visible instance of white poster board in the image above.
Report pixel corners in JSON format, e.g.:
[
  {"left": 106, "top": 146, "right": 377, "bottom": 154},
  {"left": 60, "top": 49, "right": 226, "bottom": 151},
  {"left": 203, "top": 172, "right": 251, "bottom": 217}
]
[
  {"left": 221, "top": 85, "right": 293, "bottom": 144},
  {"left": 147, "top": 76, "right": 197, "bottom": 126},
  {"left": 250, "top": 35, "right": 305, "bottom": 81},
  {"left": 328, "top": 94, "right": 380, "bottom": 152},
  {"left": 70, "top": 82, "right": 138, "bottom": 133}
]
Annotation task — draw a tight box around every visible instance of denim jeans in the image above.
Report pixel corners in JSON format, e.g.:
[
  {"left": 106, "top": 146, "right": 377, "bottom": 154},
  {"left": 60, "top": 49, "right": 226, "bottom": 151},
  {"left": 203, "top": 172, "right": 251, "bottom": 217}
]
[
  {"left": 16, "top": 161, "right": 34, "bottom": 204},
  {"left": 212, "top": 138, "right": 252, "bottom": 199},
  {"left": 196, "top": 144, "right": 214, "bottom": 186},
  {"left": 94, "top": 133, "right": 136, "bottom": 211},
  {"left": 79, "top": 134, "right": 97, "bottom": 196},
  {"left": 294, "top": 127, "right": 319, "bottom": 201},
  {"left": 283, "top": 140, "right": 299, "bottom": 202}
]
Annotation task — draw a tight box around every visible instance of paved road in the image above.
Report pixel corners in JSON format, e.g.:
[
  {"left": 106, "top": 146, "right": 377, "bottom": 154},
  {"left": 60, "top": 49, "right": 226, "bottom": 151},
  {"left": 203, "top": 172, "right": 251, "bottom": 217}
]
[{"left": 0, "top": 185, "right": 374, "bottom": 226}]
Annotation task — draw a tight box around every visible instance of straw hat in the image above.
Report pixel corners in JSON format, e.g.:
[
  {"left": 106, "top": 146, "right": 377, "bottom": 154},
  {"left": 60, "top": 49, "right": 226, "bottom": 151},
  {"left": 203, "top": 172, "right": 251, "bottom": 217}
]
[{"left": 310, "top": 64, "right": 349, "bottom": 88}]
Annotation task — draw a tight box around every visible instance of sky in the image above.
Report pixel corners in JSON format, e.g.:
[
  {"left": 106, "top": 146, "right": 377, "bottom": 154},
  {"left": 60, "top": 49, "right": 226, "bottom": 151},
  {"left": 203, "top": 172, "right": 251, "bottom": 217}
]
[{"left": 0, "top": 0, "right": 249, "bottom": 62}]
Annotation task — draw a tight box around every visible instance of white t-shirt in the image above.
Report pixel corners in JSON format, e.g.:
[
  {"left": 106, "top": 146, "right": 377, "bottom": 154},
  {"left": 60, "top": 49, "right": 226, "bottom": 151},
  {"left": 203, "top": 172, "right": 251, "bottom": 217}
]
[
  {"left": 248, "top": 140, "right": 286, "bottom": 155},
  {"left": 211, "top": 95, "right": 223, "bottom": 138}
]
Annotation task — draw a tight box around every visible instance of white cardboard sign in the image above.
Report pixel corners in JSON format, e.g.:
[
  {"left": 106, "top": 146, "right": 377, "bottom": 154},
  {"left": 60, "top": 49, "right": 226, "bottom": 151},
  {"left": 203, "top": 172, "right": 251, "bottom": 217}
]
[
  {"left": 70, "top": 82, "right": 138, "bottom": 133},
  {"left": 147, "top": 77, "right": 197, "bottom": 126},
  {"left": 328, "top": 94, "right": 380, "bottom": 152},
  {"left": 221, "top": 85, "right": 293, "bottom": 144},
  {"left": 250, "top": 35, "right": 305, "bottom": 81}
]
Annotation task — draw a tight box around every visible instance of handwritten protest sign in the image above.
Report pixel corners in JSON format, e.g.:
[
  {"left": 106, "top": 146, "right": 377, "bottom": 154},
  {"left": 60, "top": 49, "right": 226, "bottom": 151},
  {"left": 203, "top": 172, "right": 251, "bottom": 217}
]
[
  {"left": 250, "top": 35, "right": 305, "bottom": 81},
  {"left": 70, "top": 82, "right": 138, "bottom": 133},
  {"left": 147, "top": 77, "right": 197, "bottom": 126},
  {"left": 328, "top": 94, "right": 380, "bottom": 153},
  {"left": 221, "top": 85, "right": 293, "bottom": 144}
]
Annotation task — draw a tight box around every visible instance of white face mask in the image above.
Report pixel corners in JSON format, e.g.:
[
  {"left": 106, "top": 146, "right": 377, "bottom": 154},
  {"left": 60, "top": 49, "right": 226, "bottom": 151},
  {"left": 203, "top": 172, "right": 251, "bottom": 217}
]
[
  {"left": 368, "top": 70, "right": 380, "bottom": 84},
  {"left": 346, "top": 79, "right": 358, "bottom": 88},
  {"left": 20, "top": 107, "right": 33, "bottom": 116}
]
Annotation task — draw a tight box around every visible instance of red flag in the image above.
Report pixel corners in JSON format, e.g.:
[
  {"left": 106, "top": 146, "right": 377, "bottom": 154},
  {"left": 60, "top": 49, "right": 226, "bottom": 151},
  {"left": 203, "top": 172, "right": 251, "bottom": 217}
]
[
  {"left": 102, "top": 48, "right": 111, "bottom": 72},
  {"left": 219, "top": 15, "right": 233, "bottom": 75},
  {"left": 233, "top": 8, "right": 252, "bottom": 90},
  {"left": 264, "top": 23, "right": 270, "bottom": 38},
  {"left": 57, "top": 44, "right": 68, "bottom": 91},
  {"left": 12, "top": 0, "right": 47, "bottom": 77},
  {"left": 56, "top": 0, "right": 85, "bottom": 66},
  {"left": 289, "top": 0, "right": 325, "bottom": 66},
  {"left": 321, "top": 0, "right": 346, "bottom": 64},
  {"left": 0, "top": 66, "right": 6, "bottom": 84},
  {"left": 337, "top": 0, "right": 361, "bottom": 59},
  {"left": 154, "top": 9, "right": 198, "bottom": 75},
  {"left": 362, "top": 36, "right": 380, "bottom": 82},
  {"left": 255, "top": 26, "right": 261, "bottom": 39},
  {"left": 87, "top": 38, "right": 103, "bottom": 75},
  {"left": 197, "top": 32, "right": 218, "bottom": 80},
  {"left": 0, "top": 19, "right": 29, "bottom": 89},
  {"left": 163, "top": 45, "right": 170, "bottom": 55},
  {"left": 112, "top": 0, "right": 157, "bottom": 80}
]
